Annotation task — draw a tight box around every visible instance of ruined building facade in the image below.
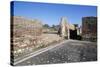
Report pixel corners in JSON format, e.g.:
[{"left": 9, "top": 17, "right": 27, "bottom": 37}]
[
  {"left": 82, "top": 16, "right": 97, "bottom": 41},
  {"left": 59, "top": 17, "right": 69, "bottom": 38},
  {"left": 59, "top": 17, "right": 80, "bottom": 39}
]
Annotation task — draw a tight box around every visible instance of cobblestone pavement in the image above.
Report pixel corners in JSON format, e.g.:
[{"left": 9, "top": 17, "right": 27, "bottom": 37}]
[{"left": 16, "top": 40, "right": 97, "bottom": 66}]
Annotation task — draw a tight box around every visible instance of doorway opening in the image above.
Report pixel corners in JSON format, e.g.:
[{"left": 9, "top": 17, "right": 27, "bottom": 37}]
[{"left": 69, "top": 29, "right": 77, "bottom": 39}]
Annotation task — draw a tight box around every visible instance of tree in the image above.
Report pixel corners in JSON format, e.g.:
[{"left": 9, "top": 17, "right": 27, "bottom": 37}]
[
  {"left": 51, "top": 24, "right": 57, "bottom": 31},
  {"left": 43, "top": 24, "right": 50, "bottom": 28}
]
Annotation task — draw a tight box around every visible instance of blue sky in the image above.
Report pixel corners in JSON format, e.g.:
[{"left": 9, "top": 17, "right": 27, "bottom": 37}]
[{"left": 11, "top": 1, "right": 97, "bottom": 26}]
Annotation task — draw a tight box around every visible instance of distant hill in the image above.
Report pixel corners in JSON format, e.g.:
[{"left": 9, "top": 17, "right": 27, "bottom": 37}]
[{"left": 12, "top": 16, "right": 43, "bottom": 37}]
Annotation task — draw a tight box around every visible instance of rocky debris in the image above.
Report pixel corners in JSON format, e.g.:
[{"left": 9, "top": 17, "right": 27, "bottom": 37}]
[
  {"left": 11, "top": 16, "right": 64, "bottom": 59},
  {"left": 12, "top": 16, "right": 42, "bottom": 58},
  {"left": 13, "top": 34, "right": 63, "bottom": 59}
]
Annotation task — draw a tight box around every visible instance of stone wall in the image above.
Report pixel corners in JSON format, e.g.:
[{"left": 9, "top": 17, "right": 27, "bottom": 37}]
[{"left": 11, "top": 16, "right": 43, "bottom": 58}]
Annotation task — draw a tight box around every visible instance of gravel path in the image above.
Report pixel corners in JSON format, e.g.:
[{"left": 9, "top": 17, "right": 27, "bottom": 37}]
[{"left": 16, "top": 40, "right": 97, "bottom": 66}]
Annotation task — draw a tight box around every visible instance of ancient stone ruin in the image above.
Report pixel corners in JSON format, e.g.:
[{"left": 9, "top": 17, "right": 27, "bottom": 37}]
[{"left": 59, "top": 17, "right": 78, "bottom": 39}]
